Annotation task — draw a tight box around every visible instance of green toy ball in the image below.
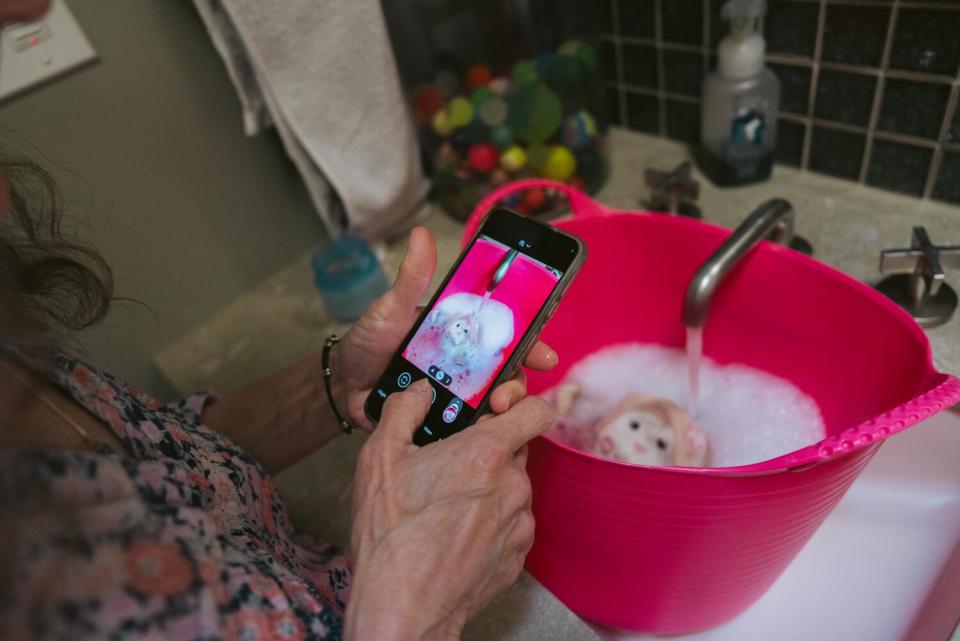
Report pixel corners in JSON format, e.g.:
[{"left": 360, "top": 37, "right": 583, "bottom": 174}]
[
  {"left": 490, "top": 125, "right": 514, "bottom": 150},
  {"left": 575, "top": 43, "right": 598, "bottom": 72},
  {"left": 470, "top": 86, "right": 493, "bottom": 107},
  {"left": 526, "top": 143, "right": 551, "bottom": 173},
  {"left": 511, "top": 59, "right": 539, "bottom": 87},
  {"left": 507, "top": 84, "right": 562, "bottom": 144},
  {"left": 545, "top": 54, "right": 586, "bottom": 100}
]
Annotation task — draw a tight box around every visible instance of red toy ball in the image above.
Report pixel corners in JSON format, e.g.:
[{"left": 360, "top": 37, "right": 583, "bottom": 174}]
[
  {"left": 468, "top": 144, "right": 500, "bottom": 173},
  {"left": 415, "top": 85, "right": 445, "bottom": 118},
  {"left": 521, "top": 187, "right": 546, "bottom": 209},
  {"left": 466, "top": 64, "right": 493, "bottom": 90}
]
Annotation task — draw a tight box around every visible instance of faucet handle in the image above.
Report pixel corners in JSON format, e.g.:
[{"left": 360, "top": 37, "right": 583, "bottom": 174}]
[
  {"left": 643, "top": 161, "right": 701, "bottom": 218},
  {"left": 877, "top": 226, "right": 958, "bottom": 328}
]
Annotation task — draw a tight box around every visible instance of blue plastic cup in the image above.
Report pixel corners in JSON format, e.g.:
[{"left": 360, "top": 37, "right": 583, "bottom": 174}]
[{"left": 311, "top": 235, "right": 388, "bottom": 322}]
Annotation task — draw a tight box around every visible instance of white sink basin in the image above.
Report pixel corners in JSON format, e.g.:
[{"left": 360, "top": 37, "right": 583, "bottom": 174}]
[{"left": 595, "top": 407, "right": 960, "bottom": 641}]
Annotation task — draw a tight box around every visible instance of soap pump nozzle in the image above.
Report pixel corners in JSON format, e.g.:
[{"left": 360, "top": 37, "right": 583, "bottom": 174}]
[{"left": 718, "top": 0, "right": 767, "bottom": 80}]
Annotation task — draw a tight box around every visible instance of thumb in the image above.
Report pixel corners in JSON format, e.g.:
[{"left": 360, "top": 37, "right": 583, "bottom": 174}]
[
  {"left": 385, "top": 227, "right": 436, "bottom": 313},
  {"left": 377, "top": 379, "right": 434, "bottom": 449}
]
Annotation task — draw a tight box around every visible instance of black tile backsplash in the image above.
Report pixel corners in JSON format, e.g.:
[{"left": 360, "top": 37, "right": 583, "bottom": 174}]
[
  {"left": 625, "top": 90, "right": 660, "bottom": 135},
  {"left": 821, "top": 4, "right": 890, "bottom": 68},
  {"left": 766, "top": 1, "right": 819, "bottom": 58},
  {"left": 664, "top": 50, "right": 703, "bottom": 98},
  {"left": 665, "top": 99, "right": 700, "bottom": 144},
  {"left": 769, "top": 63, "right": 810, "bottom": 116},
  {"left": 877, "top": 78, "right": 950, "bottom": 140},
  {"left": 947, "top": 98, "right": 960, "bottom": 145},
  {"left": 600, "top": 40, "right": 618, "bottom": 84},
  {"left": 604, "top": 0, "right": 960, "bottom": 200},
  {"left": 661, "top": 0, "right": 703, "bottom": 46},
  {"left": 776, "top": 119, "right": 805, "bottom": 167},
  {"left": 889, "top": 9, "right": 960, "bottom": 77},
  {"left": 618, "top": 0, "right": 655, "bottom": 39},
  {"left": 866, "top": 140, "right": 933, "bottom": 197},
  {"left": 809, "top": 127, "right": 865, "bottom": 181},
  {"left": 621, "top": 42, "right": 658, "bottom": 88},
  {"left": 933, "top": 152, "right": 960, "bottom": 205},
  {"left": 814, "top": 70, "right": 876, "bottom": 127},
  {"left": 605, "top": 86, "right": 623, "bottom": 126}
]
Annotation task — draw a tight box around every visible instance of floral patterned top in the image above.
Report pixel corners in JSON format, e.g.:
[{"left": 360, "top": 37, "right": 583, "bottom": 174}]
[{"left": 0, "top": 348, "right": 351, "bottom": 640}]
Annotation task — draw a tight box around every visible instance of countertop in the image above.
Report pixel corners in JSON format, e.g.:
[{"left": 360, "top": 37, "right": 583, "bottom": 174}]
[{"left": 155, "top": 127, "right": 960, "bottom": 640}]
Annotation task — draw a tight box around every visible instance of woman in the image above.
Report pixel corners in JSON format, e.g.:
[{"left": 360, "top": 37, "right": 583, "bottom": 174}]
[{"left": 0, "top": 3, "right": 558, "bottom": 639}]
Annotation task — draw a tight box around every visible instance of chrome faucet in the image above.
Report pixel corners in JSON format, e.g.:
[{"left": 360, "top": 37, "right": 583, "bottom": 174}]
[{"left": 683, "top": 199, "right": 795, "bottom": 328}]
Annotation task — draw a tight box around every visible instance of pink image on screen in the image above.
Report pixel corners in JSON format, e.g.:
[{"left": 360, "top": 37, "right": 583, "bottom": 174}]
[{"left": 403, "top": 237, "right": 561, "bottom": 408}]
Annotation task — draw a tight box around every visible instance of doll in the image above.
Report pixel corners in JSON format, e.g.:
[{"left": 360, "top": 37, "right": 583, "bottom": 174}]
[{"left": 555, "top": 382, "right": 708, "bottom": 467}]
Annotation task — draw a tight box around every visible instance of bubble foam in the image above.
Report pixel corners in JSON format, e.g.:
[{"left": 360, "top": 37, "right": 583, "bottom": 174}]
[{"left": 542, "top": 343, "right": 825, "bottom": 467}]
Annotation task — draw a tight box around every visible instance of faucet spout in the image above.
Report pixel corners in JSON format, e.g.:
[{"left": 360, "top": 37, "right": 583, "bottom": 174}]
[{"left": 683, "top": 199, "right": 795, "bottom": 328}]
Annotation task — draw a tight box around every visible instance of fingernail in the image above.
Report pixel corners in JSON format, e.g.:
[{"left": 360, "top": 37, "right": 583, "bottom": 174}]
[{"left": 412, "top": 378, "right": 431, "bottom": 392}]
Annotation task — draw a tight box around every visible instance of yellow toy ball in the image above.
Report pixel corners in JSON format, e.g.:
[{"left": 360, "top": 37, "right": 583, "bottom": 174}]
[
  {"left": 500, "top": 145, "right": 527, "bottom": 171},
  {"left": 539, "top": 145, "right": 577, "bottom": 181},
  {"left": 446, "top": 97, "right": 475, "bottom": 128},
  {"left": 432, "top": 110, "right": 455, "bottom": 137}
]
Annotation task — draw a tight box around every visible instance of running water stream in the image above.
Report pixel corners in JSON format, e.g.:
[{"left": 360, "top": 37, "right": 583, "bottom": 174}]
[{"left": 686, "top": 326, "right": 703, "bottom": 418}]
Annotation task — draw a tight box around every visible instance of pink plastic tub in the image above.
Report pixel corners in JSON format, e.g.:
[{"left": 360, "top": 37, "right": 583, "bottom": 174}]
[{"left": 464, "top": 180, "right": 960, "bottom": 635}]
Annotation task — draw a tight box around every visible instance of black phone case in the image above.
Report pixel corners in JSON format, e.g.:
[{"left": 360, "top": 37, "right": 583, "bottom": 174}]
[{"left": 363, "top": 209, "right": 587, "bottom": 438}]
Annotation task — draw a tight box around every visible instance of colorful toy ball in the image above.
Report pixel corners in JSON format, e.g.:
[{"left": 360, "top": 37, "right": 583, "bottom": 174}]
[
  {"left": 511, "top": 60, "right": 539, "bottom": 87},
  {"left": 490, "top": 168, "right": 509, "bottom": 185},
  {"left": 500, "top": 145, "right": 527, "bottom": 171},
  {"left": 507, "top": 85, "right": 563, "bottom": 144},
  {"left": 539, "top": 145, "right": 577, "bottom": 182},
  {"left": 470, "top": 86, "right": 493, "bottom": 106},
  {"left": 562, "top": 111, "right": 598, "bottom": 150},
  {"left": 468, "top": 144, "right": 500, "bottom": 173},
  {"left": 446, "top": 97, "right": 475, "bottom": 128},
  {"left": 415, "top": 85, "right": 445, "bottom": 118},
  {"left": 490, "top": 125, "right": 514, "bottom": 150},
  {"left": 521, "top": 187, "right": 546, "bottom": 209},
  {"left": 432, "top": 110, "right": 455, "bottom": 137},
  {"left": 525, "top": 143, "right": 551, "bottom": 173},
  {"left": 478, "top": 96, "right": 508, "bottom": 127},
  {"left": 489, "top": 76, "right": 510, "bottom": 95},
  {"left": 466, "top": 64, "right": 493, "bottom": 90}
]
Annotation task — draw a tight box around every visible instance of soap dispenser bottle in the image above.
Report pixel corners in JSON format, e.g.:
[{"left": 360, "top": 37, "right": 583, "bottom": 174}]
[{"left": 700, "top": 0, "right": 779, "bottom": 186}]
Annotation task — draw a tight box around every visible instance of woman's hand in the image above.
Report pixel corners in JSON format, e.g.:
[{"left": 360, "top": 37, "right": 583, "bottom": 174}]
[
  {"left": 345, "top": 380, "right": 554, "bottom": 641},
  {"left": 334, "top": 227, "right": 558, "bottom": 430}
]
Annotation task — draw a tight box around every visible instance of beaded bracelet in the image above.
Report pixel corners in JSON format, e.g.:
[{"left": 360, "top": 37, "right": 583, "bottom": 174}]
[{"left": 322, "top": 335, "right": 353, "bottom": 435}]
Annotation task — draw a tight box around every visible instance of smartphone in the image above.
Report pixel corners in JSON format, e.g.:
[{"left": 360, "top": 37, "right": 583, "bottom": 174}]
[{"left": 364, "top": 208, "right": 586, "bottom": 445}]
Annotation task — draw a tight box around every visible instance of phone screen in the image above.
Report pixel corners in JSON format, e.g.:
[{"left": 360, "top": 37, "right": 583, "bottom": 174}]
[{"left": 365, "top": 208, "right": 583, "bottom": 444}]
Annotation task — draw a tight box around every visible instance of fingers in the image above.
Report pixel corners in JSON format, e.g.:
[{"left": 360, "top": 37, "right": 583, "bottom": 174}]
[
  {"left": 375, "top": 379, "right": 433, "bottom": 450},
  {"left": 513, "top": 444, "right": 529, "bottom": 468},
  {"left": 386, "top": 227, "right": 436, "bottom": 312},
  {"left": 477, "top": 396, "right": 555, "bottom": 454},
  {"left": 523, "top": 341, "right": 558, "bottom": 371},
  {"left": 488, "top": 370, "right": 527, "bottom": 415}
]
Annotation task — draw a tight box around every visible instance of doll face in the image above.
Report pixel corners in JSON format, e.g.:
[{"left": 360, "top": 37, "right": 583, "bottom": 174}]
[
  {"left": 443, "top": 315, "right": 477, "bottom": 347},
  {"left": 595, "top": 409, "right": 675, "bottom": 466}
]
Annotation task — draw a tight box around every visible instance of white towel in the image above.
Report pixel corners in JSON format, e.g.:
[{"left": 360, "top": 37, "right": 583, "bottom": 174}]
[{"left": 192, "top": 0, "right": 430, "bottom": 240}]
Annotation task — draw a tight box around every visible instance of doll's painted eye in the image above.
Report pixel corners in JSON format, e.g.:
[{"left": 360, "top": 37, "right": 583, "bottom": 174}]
[
  {"left": 630, "top": 421, "right": 640, "bottom": 430},
  {"left": 656, "top": 438, "right": 668, "bottom": 450}
]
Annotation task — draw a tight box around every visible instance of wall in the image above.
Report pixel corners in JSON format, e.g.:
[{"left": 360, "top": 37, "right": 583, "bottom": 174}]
[
  {"left": 0, "top": 0, "right": 328, "bottom": 399},
  {"left": 600, "top": 0, "right": 960, "bottom": 204}
]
